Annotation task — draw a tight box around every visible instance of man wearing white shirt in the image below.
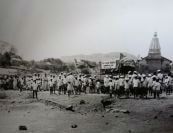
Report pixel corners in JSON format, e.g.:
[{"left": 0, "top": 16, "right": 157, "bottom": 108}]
[
  {"left": 153, "top": 79, "right": 161, "bottom": 99},
  {"left": 118, "top": 76, "right": 125, "bottom": 97},
  {"left": 32, "top": 80, "right": 38, "bottom": 99},
  {"left": 113, "top": 76, "right": 119, "bottom": 98},
  {"left": 74, "top": 77, "right": 80, "bottom": 95},
  {"left": 58, "top": 76, "right": 63, "bottom": 95},
  {"left": 133, "top": 75, "right": 139, "bottom": 99}
]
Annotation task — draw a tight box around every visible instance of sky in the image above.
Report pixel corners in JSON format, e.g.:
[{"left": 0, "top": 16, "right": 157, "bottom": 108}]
[{"left": 0, "top": 0, "right": 173, "bottom": 61}]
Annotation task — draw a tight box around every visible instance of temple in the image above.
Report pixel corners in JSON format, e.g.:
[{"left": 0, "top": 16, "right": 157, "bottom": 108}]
[{"left": 139, "top": 32, "right": 171, "bottom": 73}]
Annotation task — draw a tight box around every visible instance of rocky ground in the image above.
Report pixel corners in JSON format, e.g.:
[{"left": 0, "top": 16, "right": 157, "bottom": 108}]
[{"left": 1, "top": 90, "right": 173, "bottom": 133}]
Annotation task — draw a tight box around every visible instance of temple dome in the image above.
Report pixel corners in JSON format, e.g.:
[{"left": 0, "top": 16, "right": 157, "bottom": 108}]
[{"left": 148, "top": 32, "right": 161, "bottom": 56}]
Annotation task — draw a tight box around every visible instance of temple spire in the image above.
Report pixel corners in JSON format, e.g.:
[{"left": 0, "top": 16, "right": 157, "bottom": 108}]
[
  {"left": 148, "top": 32, "right": 161, "bottom": 57},
  {"left": 154, "top": 32, "right": 157, "bottom": 37}
]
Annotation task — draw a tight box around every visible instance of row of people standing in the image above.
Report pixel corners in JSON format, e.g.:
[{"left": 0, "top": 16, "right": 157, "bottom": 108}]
[
  {"left": 1, "top": 70, "right": 173, "bottom": 99},
  {"left": 103, "top": 70, "right": 173, "bottom": 99}
]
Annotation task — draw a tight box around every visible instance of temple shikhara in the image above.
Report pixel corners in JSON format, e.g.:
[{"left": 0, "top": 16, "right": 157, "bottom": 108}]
[{"left": 139, "top": 32, "right": 172, "bottom": 73}]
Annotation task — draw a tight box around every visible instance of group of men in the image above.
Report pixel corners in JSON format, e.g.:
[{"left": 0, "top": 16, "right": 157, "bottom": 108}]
[
  {"left": 0, "top": 72, "right": 98, "bottom": 98},
  {"left": 0, "top": 70, "right": 173, "bottom": 99},
  {"left": 103, "top": 70, "right": 173, "bottom": 99}
]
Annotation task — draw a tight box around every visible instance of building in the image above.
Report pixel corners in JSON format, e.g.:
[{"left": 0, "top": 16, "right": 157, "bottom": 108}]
[{"left": 139, "top": 32, "right": 172, "bottom": 73}]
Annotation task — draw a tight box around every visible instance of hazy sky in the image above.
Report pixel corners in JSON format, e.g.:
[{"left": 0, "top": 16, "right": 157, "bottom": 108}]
[{"left": 0, "top": 0, "right": 173, "bottom": 60}]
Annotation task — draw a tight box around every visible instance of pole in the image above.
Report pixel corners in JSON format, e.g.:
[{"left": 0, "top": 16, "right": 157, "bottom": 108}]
[
  {"left": 118, "top": 62, "right": 121, "bottom": 78},
  {"left": 99, "top": 61, "right": 101, "bottom": 80}
]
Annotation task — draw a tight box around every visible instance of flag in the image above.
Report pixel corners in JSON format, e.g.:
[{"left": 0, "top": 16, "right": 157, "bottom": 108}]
[
  {"left": 74, "top": 59, "right": 78, "bottom": 65},
  {"left": 120, "top": 53, "right": 126, "bottom": 60},
  {"left": 74, "top": 59, "right": 78, "bottom": 66}
]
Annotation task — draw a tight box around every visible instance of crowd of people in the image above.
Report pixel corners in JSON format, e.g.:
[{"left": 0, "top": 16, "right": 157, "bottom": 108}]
[{"left": 0, "top": 70, "right": 173, "bottom": 99}]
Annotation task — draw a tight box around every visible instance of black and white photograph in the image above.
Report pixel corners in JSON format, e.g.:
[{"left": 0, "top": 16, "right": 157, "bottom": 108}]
[{"left": 0, "top": 0, "right": 173, "bottom": 133}]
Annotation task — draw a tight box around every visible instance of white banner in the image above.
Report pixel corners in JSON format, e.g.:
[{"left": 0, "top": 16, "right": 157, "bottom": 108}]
[{"left": 101, "top": 61, "right": 117, "bottom": 69}]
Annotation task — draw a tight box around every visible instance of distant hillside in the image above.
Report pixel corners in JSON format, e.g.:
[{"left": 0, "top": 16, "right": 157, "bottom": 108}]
[{"left": 61, "top": 52, "right": 137, "bottom": 63}]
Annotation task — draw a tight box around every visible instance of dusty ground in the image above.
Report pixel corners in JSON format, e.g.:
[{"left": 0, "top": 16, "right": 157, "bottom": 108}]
[{"left": 1, "top": 91, "right": 173, "bottom": 133}]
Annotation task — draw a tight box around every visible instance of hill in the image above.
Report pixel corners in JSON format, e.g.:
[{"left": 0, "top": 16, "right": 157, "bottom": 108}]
[{"left": 61, "top": 52, "right": 137, "bottom": 63}]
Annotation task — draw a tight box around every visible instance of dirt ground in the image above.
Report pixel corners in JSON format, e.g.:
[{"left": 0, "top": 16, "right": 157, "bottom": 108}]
[{"left": 1, "top": 91, "right": 173, "bottom": 133}]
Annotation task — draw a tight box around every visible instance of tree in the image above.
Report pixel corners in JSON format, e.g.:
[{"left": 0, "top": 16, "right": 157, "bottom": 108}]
[
  {"left": 81, "top": 68, "right": 90, "bottom": 74},
  {"left": 0, "top": 52, "right": 11, "bottom": 67}
]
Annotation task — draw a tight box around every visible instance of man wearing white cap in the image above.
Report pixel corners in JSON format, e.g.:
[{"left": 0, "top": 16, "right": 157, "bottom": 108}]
[
  {"left": 127, "top": 71, "right": 132, "bottom": 78},
  {"left": 157, "top": 70, "right": 163, "bottom": 82}
]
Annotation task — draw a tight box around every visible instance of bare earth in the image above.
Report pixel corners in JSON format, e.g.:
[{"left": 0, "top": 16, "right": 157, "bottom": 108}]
[{"left": 1, "top": 91, "right": 173, "bottom": 133}]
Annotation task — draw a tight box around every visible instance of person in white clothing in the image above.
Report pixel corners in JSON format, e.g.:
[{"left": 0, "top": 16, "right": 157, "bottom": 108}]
[
  {"left": 108, "top": 79, "right": 114, "bottom": 98},
  {"left": 58, "top": 76, "right": 63, "bottom": 95},
  {"left": 147, "top": 74, "right": 153, "bottom": 96},
  {"left": 32, "top": 80, "right": 38, "bottom": 99},
  {"left": 96, "top": 80, "right": 101, "bottom": 94},
  {"left": 13, "top": 76, "right": 18, "bottom": 90},
  {"left": 104, "top": 75, "right": 110, "bottom": 94},
  {"left": 124, "top": 78, "right": 130, "bottom": 98},
  {"left": 133, "top": 75, "right": 139, "bottom": 98},
  {"left": 118, "top": 76, "right": 125, "bottom": 98},
  {"left": 153, "top": 79, "right": 161, "bottom": 99},
  {"left": 74, "top": 77, "right": 80, "bottom": 95},
  {"left": 67, "top": 73, "right": 76, "bottom": 94},
  {"left": 67, "top": 81, "right": 73, "bottom": 97},
  {"left": 113, "top": 76, "right": 119, "bottom": 98},
  {"left": 49, "top": 79, "right": 54, "bottom": 95}
]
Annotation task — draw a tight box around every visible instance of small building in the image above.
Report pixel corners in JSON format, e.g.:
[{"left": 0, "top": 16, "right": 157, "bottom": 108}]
[{"left": 139, "top": 32, "right": 172, "bottom": 73}]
